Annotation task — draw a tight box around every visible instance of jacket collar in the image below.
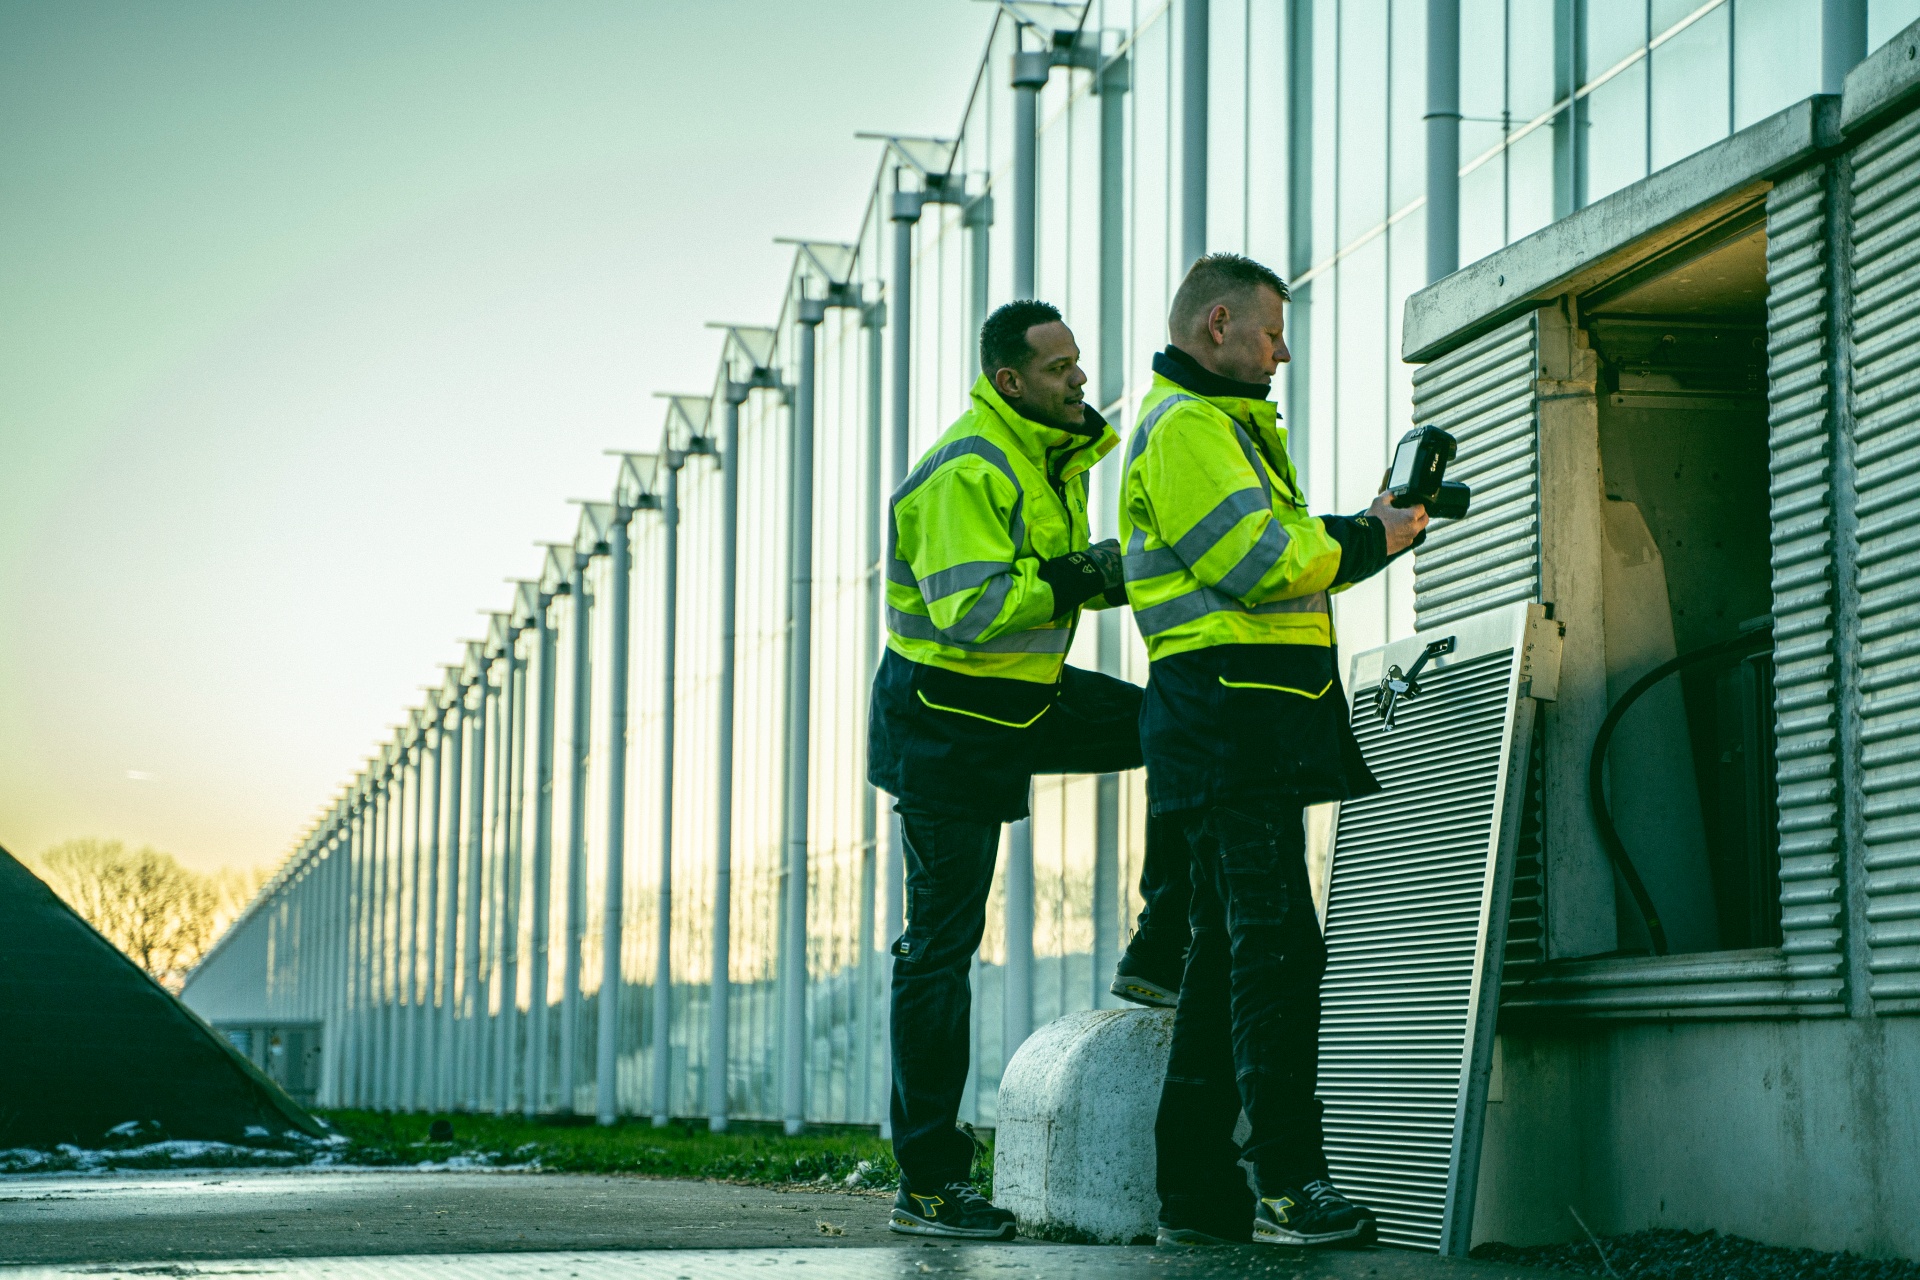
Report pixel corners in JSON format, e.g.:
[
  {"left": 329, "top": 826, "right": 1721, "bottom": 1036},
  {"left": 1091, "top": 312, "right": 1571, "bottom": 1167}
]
[
  {"left": 969, "top": 374, "right": 1118, "bottom": 483},
  {"left": 1150, "top": 352, "right": 1282, "bottom": 441},
  {"left": 1146, "top": 368, "right": 1301, "bottom": 507},
  {"left": 1155, "top": 344, "right": 1275, "bottom": 402}
]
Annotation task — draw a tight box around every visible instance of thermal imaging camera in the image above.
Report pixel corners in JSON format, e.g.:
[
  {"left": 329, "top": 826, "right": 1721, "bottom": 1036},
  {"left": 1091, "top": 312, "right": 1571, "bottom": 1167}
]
[{"left": 1388, "top": 425, "right": 1472, "bottom": 521}]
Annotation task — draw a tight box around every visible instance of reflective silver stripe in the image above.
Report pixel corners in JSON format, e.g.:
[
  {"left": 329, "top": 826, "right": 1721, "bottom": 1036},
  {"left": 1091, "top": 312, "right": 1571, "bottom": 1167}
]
[
  {"left": 1124, "top": 393, "right": 1198, "bottom": 469},
  {"left": 945, "top": 573, "right": 1013, "bottom": 642},
  {"left": 890, "top": 432, "right": 1028, "bottom": 586},
  {"left": 897, "top": 434, "right": 1020, "bottom": 496},
  {"left": 1172, "top": 486, "right": 1269, "bottom": 566},
  {"left": 1249, "top": 590, "right": 1329, "bottom": 615},
  {"left": 887, "top": 606, "right": 1073, "bottom": 654},
  {"left": 918, "top": 559, "right": 1013, "bottom": 602},
  {"left": 1214, "top": 521, "right": 1290, "bottom": 599},
  {"left": 1132, "top": 587, "right": 1330, "bottom": 638},
  {"left": 1229, "top": 419, "right": 1274, "bottom": 504},
  {"left": 1123, "top": 546, "right": 1185, "bottom": 581},
  {"left": 885, "top": 517, "right": 915, "bottom": 585}
]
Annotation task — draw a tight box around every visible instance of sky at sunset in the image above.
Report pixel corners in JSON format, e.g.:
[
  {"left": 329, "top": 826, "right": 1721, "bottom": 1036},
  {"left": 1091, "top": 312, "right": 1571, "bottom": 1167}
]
[{"left": 0, "top": 0, "right": 987, "bottom": 874}]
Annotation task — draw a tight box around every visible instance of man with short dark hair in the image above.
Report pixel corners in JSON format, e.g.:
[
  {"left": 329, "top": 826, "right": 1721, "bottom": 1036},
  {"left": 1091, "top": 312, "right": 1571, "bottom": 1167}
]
[
  {"left": 1122, "top": 252, "right": 1426, "bottom": 1248},
  {"left": 870, "top": 299, "right": 1154, "bottom": 1240}
]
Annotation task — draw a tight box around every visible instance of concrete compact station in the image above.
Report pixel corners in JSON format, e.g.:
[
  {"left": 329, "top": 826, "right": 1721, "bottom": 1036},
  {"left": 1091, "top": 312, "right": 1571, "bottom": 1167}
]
[
  {"left": 1002, "top": 29, "right": 1920, "bottom": 1262},
  {"left": 1393, "top": 34, "right": 1920, "bottom": 1259}
]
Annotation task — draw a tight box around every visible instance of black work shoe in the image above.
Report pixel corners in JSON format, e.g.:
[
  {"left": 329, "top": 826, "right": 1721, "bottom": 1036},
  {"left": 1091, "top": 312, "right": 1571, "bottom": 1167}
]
[
  {"left": 890, "top": 1182, "right": 1017, "bottom": 1240},
  {"left": 1111, "top": 951, "right": 1181, "bottom": 1009},
  {"left": 1253, "top": 1180, "right": 1377, "bottom": 1247}
]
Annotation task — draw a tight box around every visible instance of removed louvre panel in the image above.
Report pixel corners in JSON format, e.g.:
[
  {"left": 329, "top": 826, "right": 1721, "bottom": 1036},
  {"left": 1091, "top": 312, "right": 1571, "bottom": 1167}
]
[{"left": 1318, "top": 602, "right": 1541, "bottom": 1253}]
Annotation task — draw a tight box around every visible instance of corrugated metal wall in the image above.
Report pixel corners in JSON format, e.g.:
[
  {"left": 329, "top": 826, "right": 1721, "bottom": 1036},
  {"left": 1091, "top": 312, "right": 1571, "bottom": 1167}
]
[
  {"left": 1763, "top": 163, "right": 1851, "bottom": 1013},
  {"left": 1408, "top": 314, "right": 1541, "bottom": 633},
  {"left": 1847, "top": 108, "right": 1920, "bottom": 1012}
]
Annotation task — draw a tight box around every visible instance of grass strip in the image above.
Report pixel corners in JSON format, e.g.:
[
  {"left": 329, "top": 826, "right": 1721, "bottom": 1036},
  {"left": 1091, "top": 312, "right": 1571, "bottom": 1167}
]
[{"left": 319, "top": 1110, "right": 990, "bottom": 1193}]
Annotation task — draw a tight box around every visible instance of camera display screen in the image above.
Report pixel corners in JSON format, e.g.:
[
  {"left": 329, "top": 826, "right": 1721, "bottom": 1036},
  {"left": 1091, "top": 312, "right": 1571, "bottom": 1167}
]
[{"left": 1388, "top": 436, "right": 1421, "bottom": 490}]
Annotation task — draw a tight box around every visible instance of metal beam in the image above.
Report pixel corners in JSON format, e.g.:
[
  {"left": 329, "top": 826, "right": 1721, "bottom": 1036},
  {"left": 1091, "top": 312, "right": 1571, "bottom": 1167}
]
[
  {"left": 653, "top": 454, "right": 684, "bottom": 1126},
  {"left": 703, "top": 328, "right": 779, "bottom": 1133},
  {"left": 438, "top": 693, "right": 465, "bottom": 1111},
  {"left": 526, "top": 586, "right": 560, "bottom": 1115},
  {"left": 502, "top": 641, "right": 530, "bottom": 1109},
  {"left": 400, "top": 736, "right": 421, "bottom": 1111},
  {"left": 419, "top": 724, "right": 442, "bottom": 1110},
  {"left": 782, "top": 299, "right": 825, "bottom": 1135},
  {"left": 858, "top": 296, "right": 885, "bottom": 1124},
  {"left": 1822, "top": 0, "right": 1867, "bottom": 95},
  {"left": 1181, "top": 0, "right": 1209, "bottom": 269},
  {"left": 596, "top": 511, "right": 633, "bottom": 1127},
  {"left": 561, "top": 549, "right": 595, "bottom": 1113},
  {"left": 1012, "top": 48, "right": 1048, "bottom": 298},
  {"left": 710, "top": 390, "right": 744, "bottom": 1132},
  {"left": 460, "top": 668, "right": 489, "bottom": 1110},
  {"left": 1426, "top": 0, "right": 1461, "bottom": 283},
  {"left": 1093, "top": 47, "right": 1130, "bottom": 1008}
]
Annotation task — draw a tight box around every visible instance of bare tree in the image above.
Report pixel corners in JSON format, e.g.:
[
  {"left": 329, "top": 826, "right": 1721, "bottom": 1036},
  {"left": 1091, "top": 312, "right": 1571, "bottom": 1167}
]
[{"left": 32, "top": 839, "right": 261, "bottom": 991}]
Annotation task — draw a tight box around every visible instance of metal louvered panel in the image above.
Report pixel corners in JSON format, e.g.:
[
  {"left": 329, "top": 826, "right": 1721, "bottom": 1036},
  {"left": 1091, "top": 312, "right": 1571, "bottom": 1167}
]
[
  {"left": 1764, "top": 166, "right": 1848, "bottom": 1008},
  {"left": 1321, "top": 604, "right": 1536, "bottom": 1254},
  {"left": 1849, "top": 117, "right": 1920, "bottom": 1010},
  {"left": 1411, "top": 315, "right": 1540, "bottom": 632}
]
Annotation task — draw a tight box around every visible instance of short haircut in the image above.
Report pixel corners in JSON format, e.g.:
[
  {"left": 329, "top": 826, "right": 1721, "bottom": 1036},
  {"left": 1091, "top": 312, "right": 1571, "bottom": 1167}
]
[
  {"left": 1169, "top": 253, "right": 1291, "bottom": 336},
  {"left": 980, "top": 299, "right": 1064, "bottom": 378}
]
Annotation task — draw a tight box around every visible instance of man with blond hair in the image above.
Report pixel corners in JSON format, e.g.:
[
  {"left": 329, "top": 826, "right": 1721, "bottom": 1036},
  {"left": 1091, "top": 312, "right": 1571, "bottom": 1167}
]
[{"left": 1120, "top": 253, "right": 1426, "bottom": 1248}]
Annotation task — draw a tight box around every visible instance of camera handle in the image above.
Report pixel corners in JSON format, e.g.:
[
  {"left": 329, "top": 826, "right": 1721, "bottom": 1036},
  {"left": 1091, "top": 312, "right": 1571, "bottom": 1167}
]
[{"left": 1372, "top": 636, "right": 1457, "bottom": 732}]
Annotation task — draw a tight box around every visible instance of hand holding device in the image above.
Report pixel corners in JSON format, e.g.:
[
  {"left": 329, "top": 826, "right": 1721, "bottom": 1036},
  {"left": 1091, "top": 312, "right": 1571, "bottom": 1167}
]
[
  {"left": 1367, "top": 491, "right": 1429, "bottom": 555},
  {"left": 1387, "top": 425, "right": 1472, "bottom": 521}
]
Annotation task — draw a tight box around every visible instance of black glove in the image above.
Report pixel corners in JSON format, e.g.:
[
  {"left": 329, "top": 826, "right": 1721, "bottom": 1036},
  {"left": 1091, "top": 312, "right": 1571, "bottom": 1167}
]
[{"left": 1038, "top": 538, "right": 1125, "bottom": 619}]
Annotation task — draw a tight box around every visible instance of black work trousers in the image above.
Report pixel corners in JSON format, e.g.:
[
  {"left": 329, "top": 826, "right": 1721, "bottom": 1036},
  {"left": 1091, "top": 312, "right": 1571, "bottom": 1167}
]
[
  {"left": 887, "top": 665, "right": 1176, "bottom": 1191},
  {"left": 1125, "top": 819, "right": 1194, "bottom": 978},
  {"left": 1154, "top": 800, "right": 1328, "bottom": 1228}
]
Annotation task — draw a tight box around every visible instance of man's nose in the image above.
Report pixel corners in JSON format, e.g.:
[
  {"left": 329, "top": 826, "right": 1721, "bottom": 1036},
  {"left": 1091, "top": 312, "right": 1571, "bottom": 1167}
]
[
  {"left": 1276, "top": 339, "right": 1292, "bottom": 365},
  {"left": 1069, "top": 364, "right": 1088, "bottom": 387}
]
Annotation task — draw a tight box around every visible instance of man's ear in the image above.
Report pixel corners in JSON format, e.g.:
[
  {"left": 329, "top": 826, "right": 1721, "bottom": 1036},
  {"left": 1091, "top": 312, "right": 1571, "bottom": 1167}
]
[
  {"left": 1207, "top": 302, "right": 1231, "bottom": 345},
  {"left": 993, "top": 367, "right": 1022, "bottom": 400}
]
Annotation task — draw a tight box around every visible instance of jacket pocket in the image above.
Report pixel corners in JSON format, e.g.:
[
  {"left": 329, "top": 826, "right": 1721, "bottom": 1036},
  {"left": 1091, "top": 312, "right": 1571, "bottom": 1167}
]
[
  {"left": 1217, "top": 645, "right": 1336, "bottom": 700},
  {"left": 914, "top": 663, "right": 1057, "bottom": 729}
]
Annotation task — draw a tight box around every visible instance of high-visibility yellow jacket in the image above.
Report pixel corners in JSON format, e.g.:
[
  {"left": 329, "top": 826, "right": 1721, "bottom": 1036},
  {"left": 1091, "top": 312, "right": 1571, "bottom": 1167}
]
[
  {"left": 885, "top": 375, "right": 1119, "bottom": 687},
  {"left": 1119, "top": 372, "right": 1347, "bottom": 659},
  {"left": 870, "top": 375, "right": 1132, "bottom": 820},
  {"left": 1119, "top": 349, "right": 1388, "bottom": 814}
]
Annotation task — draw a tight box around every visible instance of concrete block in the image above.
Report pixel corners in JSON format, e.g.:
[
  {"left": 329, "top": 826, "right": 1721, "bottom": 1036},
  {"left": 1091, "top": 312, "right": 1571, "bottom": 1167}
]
[{"left": 993, "top": 1007, "right": 1173, "bottom": 1244}]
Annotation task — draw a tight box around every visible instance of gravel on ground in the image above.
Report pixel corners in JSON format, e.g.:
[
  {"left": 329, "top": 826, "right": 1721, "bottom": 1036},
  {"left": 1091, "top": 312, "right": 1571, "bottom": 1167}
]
[{"left": 1472, "top": 1228, "right": 1919, "bottom": 1280}]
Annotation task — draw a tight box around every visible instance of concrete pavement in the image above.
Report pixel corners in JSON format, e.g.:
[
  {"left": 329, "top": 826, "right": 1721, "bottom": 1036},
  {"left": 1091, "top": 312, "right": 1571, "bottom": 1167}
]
[{"left": 0, "top": 1169, "right": 1547, "bottom": 1279}]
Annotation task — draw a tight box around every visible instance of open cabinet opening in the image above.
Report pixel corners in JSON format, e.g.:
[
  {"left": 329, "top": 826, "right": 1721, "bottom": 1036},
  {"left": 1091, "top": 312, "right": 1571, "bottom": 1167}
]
[{"left": 1576, "top": 208, "right": 1783, "bottom": 955}]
